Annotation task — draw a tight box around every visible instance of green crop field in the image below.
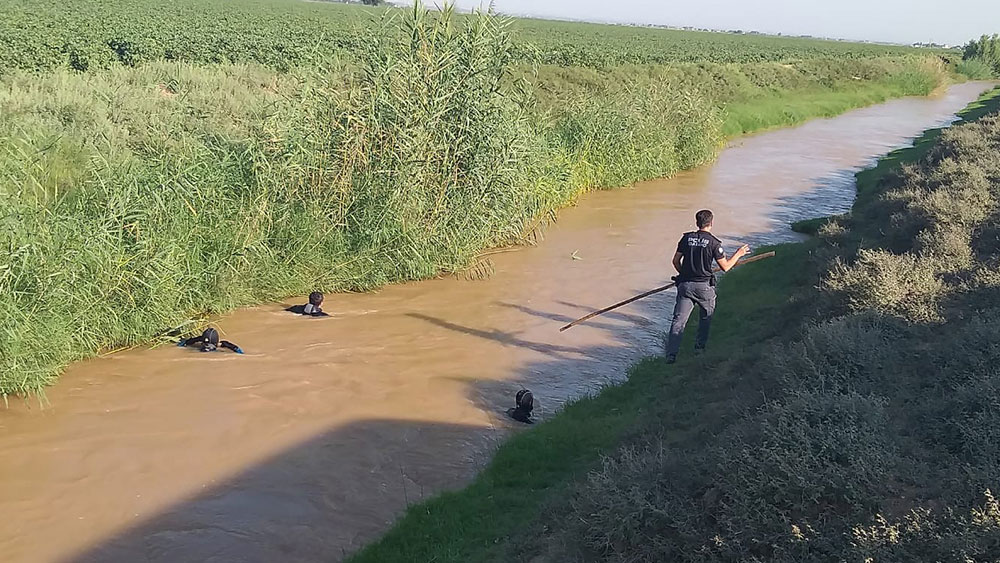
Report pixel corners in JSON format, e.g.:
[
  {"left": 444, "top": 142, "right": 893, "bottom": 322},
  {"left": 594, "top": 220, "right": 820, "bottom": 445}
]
[
  {"left": 513, "top": 17, "right": 946, "bottom": 66},
  {"left": 0, "top": 0, "right": 945, "bottom": 73}
]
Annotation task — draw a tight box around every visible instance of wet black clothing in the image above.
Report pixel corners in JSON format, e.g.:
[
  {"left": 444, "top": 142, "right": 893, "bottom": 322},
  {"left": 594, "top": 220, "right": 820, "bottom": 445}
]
[
  {"left": 506, "top": 389, "right": 534, "bottom": 424},
  {"left": 179, "top": 333, "right": 242, "bottom": 353},
  {"left": 675, "top": 230, "right": 724, "bottom": 283},
  {"left": 286, "top": 304, "right": 329, "bottom": 317},
  {"left": 506, "top": 407, "right": 533, "bottom": 424}
]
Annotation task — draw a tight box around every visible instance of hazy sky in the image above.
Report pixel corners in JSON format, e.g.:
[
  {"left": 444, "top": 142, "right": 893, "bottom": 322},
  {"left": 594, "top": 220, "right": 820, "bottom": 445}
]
[{"left": 445, "top": 0, "right": 997, "bottom": 46}]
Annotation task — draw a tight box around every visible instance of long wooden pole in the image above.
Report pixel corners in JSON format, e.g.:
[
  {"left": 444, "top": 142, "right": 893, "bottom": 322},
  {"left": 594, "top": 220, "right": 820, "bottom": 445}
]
[{"left": 559, "top": 251, "right": 776, "bottom": 332}]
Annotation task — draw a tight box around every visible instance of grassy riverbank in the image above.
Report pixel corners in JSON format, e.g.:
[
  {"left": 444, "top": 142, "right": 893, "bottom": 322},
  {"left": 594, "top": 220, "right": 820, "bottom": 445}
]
[
  {"left": 0, "top": 5, "right": 968, "bottom": 397},
  {"left": 349, "top": 87, "right": 1000, "bottom": 562}
]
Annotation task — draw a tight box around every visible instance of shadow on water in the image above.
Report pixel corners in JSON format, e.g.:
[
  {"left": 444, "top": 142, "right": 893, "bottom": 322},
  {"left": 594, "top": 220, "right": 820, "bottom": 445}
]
[
  {"left": 65, "top": 419, "right": 496, "bottom": 563},
  {"left": 406, "top": 312, "right": 586, "bottom": 359},
  {"left": 65, "top": 163, "right": 868, "bottom": 563},
  {"left": 738, "top": 167, "right": 862, "bottom": 250}
]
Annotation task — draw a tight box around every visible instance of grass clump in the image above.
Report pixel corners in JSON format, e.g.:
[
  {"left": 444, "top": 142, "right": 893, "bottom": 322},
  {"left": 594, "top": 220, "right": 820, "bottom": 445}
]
[
  {"left": 547, "top": 86, "right": 722, "bottom": 190},
  {"left": 318, "top": 4, "right": 544, "bottom": 277},
  {"left": 956, "top": 59, "right": 996, "bottom": 80},
  {"left": 0, "top": 6, "right": 554, "bottom": 396},
  {"left": 824, "top": 250, "right": 947, "bottom": 322}
]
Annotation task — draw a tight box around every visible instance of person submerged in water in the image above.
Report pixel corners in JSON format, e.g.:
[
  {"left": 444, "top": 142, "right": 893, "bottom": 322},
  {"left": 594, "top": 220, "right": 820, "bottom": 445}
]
[
  {"left": 506, "top": 389, "right": 534, "bottom": 424},
  {"left": 177, "top": 327, "right": 243, "bottom": 354},
  {"left": 286, "top": 292, "right": 329, "bottom": 317}
]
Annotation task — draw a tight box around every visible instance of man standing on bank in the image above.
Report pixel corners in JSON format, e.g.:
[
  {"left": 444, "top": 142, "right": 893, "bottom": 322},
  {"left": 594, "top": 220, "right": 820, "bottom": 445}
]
[{"left": 665, "top": 209, "right": 749, "bottom": 364}]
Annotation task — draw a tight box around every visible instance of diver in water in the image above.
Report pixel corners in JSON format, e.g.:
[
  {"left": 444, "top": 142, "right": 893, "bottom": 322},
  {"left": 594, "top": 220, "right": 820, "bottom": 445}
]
[
  {"left": 286, "top": 291, "right": 329, "bottom": 317},
  {"left": 506, "top": 389, "right": 534, "bottom": 424},
  {"left": 177, "top": 327, "right": 243, "bottom": 354}
]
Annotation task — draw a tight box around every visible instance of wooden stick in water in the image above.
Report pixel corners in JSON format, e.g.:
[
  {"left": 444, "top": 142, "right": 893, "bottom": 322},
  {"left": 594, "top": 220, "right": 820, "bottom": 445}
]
[{"left": 559, "top": 251, "right": 776, "bottom": 332}]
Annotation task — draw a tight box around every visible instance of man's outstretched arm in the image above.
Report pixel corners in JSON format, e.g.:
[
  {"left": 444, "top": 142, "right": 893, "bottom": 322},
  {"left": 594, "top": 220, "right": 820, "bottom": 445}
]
[
  {"left": 672, "top": 251, "right": 683, "bottom": 273},
  {"left": 715, "top": 244, "right": 750, "bottom": 272}
]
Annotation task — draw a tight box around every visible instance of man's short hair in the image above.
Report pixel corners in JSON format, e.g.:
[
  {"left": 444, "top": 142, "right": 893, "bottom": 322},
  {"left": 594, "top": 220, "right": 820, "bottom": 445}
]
[{"left": 696, "top": 209, "right": 714, "bottom": 229}]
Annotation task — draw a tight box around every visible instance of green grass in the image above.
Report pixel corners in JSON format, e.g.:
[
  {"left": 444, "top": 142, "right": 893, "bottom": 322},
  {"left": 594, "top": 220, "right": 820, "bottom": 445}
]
[
  {"left": 529, "top": 56, "right": 956, "bottom": 140},
  {"left": 955, "top": 59, "right": 995, "bottom": 79},
  {"left": 722, "top": 66, "right": 945, "bottom": 136},
  {"left": 723, "top": 84, "right": 915, "bottom": 136}
]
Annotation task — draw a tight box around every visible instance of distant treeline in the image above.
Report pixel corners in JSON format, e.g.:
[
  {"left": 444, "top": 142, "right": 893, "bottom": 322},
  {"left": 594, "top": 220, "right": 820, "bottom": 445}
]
[{"left": 962, "top": 34, "right": 1000, "bottom": 77}]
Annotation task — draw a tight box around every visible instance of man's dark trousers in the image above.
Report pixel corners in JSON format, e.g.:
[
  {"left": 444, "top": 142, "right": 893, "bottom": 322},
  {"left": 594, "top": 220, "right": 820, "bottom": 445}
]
[{"left": 665, "top": 281, "right": 716, "bottom": 356}]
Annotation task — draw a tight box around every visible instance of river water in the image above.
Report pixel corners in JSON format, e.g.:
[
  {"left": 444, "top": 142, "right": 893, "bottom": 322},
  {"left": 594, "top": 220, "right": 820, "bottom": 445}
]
[{"left": 0, "top": 82, "right": 993, "bottom": 563}]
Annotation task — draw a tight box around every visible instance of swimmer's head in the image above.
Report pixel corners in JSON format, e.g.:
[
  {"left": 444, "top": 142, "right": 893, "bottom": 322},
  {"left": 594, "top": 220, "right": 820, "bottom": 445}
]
[
  {"left": 200, "top": 328, "right": 220, "bottom": 352},
  {"left": 515, "top": 389, "right": 534, "bottom": 413},
  {"left": 309, "top": 292, "right": 324, "bottom": 307}
]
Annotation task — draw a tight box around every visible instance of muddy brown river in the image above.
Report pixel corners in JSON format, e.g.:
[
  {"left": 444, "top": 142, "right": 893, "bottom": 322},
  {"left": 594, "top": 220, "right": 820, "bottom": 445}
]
[{"left": 0, "top": 82, "right": 994, "bottom": 563}]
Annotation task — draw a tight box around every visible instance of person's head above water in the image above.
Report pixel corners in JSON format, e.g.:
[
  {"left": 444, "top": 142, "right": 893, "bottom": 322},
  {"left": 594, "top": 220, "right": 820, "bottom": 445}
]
[
  {"left": 696, "top": 209, "right": 714, "bottom": 231},
  {"left": 516, "top": 389, "right": 533, "bottom": 412},
  {"left": 309, "top": 292, "right": 324, "bottom": 307},
  {"left": 200, "top": 327, "right": 220, "bottom": 352},
  {"left": 507, "top": 389, "right": 535, "bottom": 424},
  {"left": 287, "top": 292, "right": 328, "bottom": 317},
  {"left": 177, "top": 326, "right": 242, "bottom": 353}
]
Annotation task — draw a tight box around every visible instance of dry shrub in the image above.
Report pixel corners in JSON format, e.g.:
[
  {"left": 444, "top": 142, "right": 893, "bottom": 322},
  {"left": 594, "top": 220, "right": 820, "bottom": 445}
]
[
  {"left": 556, "top": 387, "right": 896, "bottom": 563},
  {"left": 972, "top": 214, "right": 1000, "bottom": 257},
  {"left": 824, "top": 250, "right": 945, "bottom": 322},
  {"left": 914, "top": 223, "right": 975, "bottom": 272},
  {"left": 907, "top": 167, "right": 994, "bottom": 230},
  {"left": 851, "top": 491, "right": 1000, "bottom": 562},
  {"left": 711, "top": 390, "right": 895, "bottom": 539},
  {"left": 968, "top": 265, "right": 1000, "bottom": 306},
  {"left": 766, "top": 312, "right": 901, "bottom": 395},
  {"left": 817, "top": 217, "right": 848, "bottom": 242},
  {"left": 934, "top": 114, "right": 1000, "bottom": 171},
  {"left": 920, "top": 310, "right": 1000, "bottom": 488},
  {"left": 565, "top": 442, "right": 706, "bottom": 563}
]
